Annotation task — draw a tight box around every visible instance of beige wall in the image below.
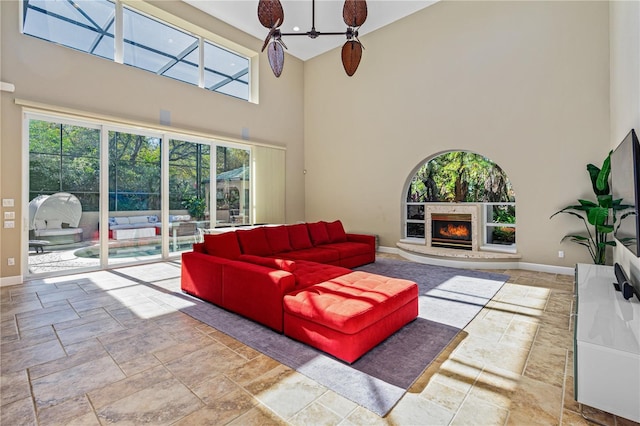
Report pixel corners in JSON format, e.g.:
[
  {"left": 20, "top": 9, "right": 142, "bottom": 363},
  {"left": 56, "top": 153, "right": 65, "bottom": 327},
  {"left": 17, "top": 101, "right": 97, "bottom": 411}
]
[
  {"left": 2, "top": 0, "right": 636, "bottom": 276},
  {"left": 304, "top": 0, "right": 611, "bottom": 267},
  {"left": 0, "top": 0, "right": 305, "bottom": 278},
  {"left": 610, "top": 1, "right": 640, "bottom": 281}
]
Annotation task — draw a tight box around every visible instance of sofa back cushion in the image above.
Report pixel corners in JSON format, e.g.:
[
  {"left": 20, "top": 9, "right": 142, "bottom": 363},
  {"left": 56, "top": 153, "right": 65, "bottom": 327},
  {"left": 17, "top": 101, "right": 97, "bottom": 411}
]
[
  {"left": 128, "top": 216, "right": 149, "bottom": 224},
  {"left": 264, "top": 226, "right": 292, "bottom": 254},
  {"left": 236, "top": 227, "right": 273, "bottom": 256},
  {"left": 308, "top": 221, "right": 330, "bottom": 245},
  {"left": 238, "top": 254, "right": 297, "bottom": 272},
  {"left": 326, "top": 220, "right": 348, "bottom": 243},
  {"left": 203, "top": 232, "right": 241, "bottom": 259},
  {"left": 46, "top": 219, "right": 63, "bottom": 229},
  {"left": 287, "top": 224, "right": 313, "bottom": 250}
]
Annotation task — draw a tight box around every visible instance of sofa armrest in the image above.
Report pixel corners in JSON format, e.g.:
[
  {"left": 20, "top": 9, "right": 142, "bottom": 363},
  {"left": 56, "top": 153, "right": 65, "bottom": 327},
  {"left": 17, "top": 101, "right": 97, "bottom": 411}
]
[
  {"left": 222, "top": 261, "right": 296, "bottom": 332},
  {"left": 181, "top": 251, "right": 230, "bottom": 305},
  {"left": 346, "top": 233, "right": 376, "bottom": 251}
]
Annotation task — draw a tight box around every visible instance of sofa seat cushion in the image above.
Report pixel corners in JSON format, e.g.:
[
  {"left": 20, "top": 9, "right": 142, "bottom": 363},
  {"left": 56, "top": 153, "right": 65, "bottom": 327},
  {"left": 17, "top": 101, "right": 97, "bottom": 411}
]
[
  {"left": 281, "top": 260, "right": 350, "bottom": 289},
  {"left": 111, "top": 224, "right": 156, "bottom": 231},
  {"left": 283, "top": 271, "right": 418, "bottom": 335},
  {"left": 34, "top": 227, "right": 83, "bottom": 237},
  {"left": 238, "top": 254, "right": 297, "bottom": 272},
  {"left": 318, "top": 241, "right": 370, "bottom": 260},
  {"left": 109, "top": 215, "right": 156, "bottom": 230},
  {"left": 276, "top": 247, "right": 340, "bottom": 265}
]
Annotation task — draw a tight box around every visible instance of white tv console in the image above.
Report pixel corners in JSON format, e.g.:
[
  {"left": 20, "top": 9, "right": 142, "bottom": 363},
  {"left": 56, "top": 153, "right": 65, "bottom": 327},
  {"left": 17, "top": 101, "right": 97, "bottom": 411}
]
[{"left": 574, "top": 263, "right": 640, "bottom": 423}]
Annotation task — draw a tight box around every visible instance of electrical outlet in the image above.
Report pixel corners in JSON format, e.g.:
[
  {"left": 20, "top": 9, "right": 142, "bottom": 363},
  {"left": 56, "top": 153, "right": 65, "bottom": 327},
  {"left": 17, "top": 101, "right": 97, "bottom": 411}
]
[
  {"left": 2, "top": 199, "right": 14, "bottom": 207},
  {"left": 7, "top": 258, "right": 15, "bottom": 266},
  {"left": 4, "top": 211, "right": 15, "bottom": 220},
  {"left": 558, "top": 250, "right": 565, "bottom": 258},
  {"left": 4, "top": 221, "right": 15, "bottom": 229}
]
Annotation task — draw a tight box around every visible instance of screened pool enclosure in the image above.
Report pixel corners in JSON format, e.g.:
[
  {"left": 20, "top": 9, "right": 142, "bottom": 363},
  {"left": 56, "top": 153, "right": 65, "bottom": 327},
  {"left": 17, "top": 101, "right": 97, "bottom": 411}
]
[
  {"left": 27, "top": 115, "right": 251, "bottom": 276},
  {"left": 22, "top": 0, "right": 251, "bottom": 100}
]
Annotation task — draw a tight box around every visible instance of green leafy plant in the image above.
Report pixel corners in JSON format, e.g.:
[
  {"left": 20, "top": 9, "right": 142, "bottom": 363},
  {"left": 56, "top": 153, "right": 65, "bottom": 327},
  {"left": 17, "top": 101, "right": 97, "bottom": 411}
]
[
  {"left": 493, "top": 205, "right": 516, "bottom": 224},
  {"left": 181, "top": 196, "right": 207, "bottom": 220},
  {"left": 492, "top": 227, "right": 516, "bottom": 244},
  {"left": 550, "top": 153, "right": 632, "bottom": 265}
]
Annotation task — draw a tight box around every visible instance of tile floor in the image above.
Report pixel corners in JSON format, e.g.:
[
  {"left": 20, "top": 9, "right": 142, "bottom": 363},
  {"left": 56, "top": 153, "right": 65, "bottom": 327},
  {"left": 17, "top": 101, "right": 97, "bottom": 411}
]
[{"left": 1, "top": 256, "right": 638, "bottom": 425}]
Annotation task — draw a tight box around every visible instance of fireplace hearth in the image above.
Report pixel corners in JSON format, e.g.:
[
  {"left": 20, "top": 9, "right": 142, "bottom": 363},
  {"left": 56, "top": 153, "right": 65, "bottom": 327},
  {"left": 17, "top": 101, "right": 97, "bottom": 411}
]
[{"left": 431, "top": 213, "right": 472, "bottom": 250}]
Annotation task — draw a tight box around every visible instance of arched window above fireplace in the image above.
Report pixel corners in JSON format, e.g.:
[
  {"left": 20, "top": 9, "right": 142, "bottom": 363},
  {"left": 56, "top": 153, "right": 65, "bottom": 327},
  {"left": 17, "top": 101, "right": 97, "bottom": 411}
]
[{"left": 403, "top": 151, "right": 516, "bottom": 251}]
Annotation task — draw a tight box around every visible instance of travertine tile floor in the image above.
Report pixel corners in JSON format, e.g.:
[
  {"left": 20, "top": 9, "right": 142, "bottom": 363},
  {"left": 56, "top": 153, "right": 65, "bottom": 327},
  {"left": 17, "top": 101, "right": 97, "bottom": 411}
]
[{"left": 1, "top": 256, "right": 639, "bottom": 425}]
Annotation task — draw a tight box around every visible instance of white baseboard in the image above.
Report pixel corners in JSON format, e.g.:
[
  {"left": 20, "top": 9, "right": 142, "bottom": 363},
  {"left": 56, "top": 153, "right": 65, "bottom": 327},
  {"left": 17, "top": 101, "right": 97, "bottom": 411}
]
[
  {"left": 0, "top": 275, "right": 23, "bottom": 287},
  {"left": 378, "top": 245, "right": 575, "bottom": 275},
  {"left": 515, "top": 262, "right": 575, "bottom": 275}
]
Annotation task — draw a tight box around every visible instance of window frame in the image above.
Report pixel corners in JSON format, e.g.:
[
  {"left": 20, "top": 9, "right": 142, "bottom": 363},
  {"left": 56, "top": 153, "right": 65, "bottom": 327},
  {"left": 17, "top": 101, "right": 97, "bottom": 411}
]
[
  {"left": 23, "top": 109, "right": 257, "bottom": 276},
  {"left": 20, "top": 0, "right": 254, "bottom": 102},
  {"left": 402, "top": 152, "right": 517, "bottom": 253}
]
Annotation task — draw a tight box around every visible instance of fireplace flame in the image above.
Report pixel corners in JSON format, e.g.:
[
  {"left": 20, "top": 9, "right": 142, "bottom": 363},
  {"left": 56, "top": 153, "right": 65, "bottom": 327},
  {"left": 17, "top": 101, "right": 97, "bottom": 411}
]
[{"left": 440, "top": 224, "right": 470, "bottom": 238}]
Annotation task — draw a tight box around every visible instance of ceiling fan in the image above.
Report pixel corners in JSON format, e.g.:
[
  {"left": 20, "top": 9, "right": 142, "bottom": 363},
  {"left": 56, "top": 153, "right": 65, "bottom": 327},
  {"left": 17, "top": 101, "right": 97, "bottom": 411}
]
[{"left": 258, "top": 0, "right": 368, "bottom": 77}]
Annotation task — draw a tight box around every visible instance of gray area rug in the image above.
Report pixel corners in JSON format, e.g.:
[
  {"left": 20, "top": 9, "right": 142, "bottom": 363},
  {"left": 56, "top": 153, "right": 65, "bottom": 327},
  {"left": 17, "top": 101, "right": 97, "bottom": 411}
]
[{"left": 180, "top": 258, "right": 509, "bottom": 416}]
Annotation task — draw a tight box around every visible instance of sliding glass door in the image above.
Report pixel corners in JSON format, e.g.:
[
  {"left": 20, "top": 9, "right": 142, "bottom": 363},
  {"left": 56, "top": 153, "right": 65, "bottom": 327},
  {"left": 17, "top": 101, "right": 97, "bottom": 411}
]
[
  {"left": 216, "top": 145, "right": 250, "bottom": 226},
  {"left": 107, "top": 130, "right": 162, "bottom": 265},
  {"left": 25, "top": 113, "right": 256, "bottom": 277},
  {"left": 168, "top": 139, "right": 211, "bottom": 254},
  {"left": 27, "top": 118, "right": 101, "bottom": 274}
]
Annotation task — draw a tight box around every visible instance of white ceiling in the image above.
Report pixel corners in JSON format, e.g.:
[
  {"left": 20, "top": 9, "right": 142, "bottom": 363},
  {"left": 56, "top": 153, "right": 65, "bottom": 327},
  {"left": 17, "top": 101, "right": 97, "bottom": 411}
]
[{"left": 183, "top": 1, "right": 438, "bottom": 61}]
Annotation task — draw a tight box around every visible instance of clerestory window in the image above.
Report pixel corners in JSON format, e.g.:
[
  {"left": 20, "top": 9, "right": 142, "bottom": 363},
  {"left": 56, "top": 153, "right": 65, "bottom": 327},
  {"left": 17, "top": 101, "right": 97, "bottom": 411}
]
[{"left": 22, "top": 0, "right": 251, "bottom": 101}]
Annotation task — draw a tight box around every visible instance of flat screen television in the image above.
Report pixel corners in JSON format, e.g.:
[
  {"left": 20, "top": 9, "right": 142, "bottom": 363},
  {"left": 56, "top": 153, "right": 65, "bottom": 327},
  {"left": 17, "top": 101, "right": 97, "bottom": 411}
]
[{"left": 611, "top": 129, "right": 640, "bottom": 257}]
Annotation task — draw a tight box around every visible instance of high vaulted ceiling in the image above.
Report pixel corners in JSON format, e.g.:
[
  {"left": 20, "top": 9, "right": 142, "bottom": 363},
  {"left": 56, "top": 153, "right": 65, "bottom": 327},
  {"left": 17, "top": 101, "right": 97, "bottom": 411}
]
[{"left": 183, "top": 1, "right": 438, "bottom": 61}]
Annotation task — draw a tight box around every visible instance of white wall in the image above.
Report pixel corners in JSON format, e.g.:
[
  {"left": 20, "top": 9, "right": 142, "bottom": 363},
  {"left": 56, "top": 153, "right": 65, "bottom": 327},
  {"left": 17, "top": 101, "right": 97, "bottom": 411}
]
[
  {"left": 304, "top": 0, "right": 610, "bottom": 267},
  {"left": 610, "top": 0, "right": 640, "bottom": 284}
]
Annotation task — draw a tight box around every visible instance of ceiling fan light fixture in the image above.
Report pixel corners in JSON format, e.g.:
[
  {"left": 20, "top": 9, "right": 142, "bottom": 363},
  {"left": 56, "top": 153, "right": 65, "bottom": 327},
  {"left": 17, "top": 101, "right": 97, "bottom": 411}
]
[{"left": 258, "top": 0, "right": 367, "bottom": 78}]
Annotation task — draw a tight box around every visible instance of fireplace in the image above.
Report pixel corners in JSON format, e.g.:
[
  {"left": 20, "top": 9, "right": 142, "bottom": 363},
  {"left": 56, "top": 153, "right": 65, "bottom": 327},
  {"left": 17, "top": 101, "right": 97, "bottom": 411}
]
[{"left": 431, "top": 213, "right": 472, "bottom": 250}]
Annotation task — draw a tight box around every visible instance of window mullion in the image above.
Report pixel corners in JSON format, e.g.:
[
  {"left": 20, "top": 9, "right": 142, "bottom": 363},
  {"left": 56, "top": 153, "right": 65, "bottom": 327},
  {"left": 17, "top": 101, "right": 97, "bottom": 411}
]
[
  {"left": 59, "top": 124, "right": 63, "bottom": 192},
  {"left": 161, "top": 134, "right": 169, "bottom": 258},
  {"left": 114, "top": 0, "right": 123, "bottom": 63},
  {"left": 99, "top": 126, "right": 110, "bottom": 269},
  {"left": 198, "top": 37, "right": 205, "bottom": 88}
]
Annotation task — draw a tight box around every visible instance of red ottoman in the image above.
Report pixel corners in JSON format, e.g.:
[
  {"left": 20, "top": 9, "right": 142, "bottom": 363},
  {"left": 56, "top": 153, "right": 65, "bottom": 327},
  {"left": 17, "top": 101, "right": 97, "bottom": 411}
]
[{"left": 283, "top": 271, "right": 419, "bottom": 363}]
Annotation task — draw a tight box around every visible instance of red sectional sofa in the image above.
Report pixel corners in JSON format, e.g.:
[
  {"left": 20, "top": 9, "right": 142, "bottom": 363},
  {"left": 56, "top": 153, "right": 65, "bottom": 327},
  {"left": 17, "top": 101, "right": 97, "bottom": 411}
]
[{"left": 181, "top": 221, "right": 418, "bottom": 363}]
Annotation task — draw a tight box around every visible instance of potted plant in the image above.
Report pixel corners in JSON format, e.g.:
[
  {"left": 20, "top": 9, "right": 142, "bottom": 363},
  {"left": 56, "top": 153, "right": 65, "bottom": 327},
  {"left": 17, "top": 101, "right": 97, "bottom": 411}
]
[
  {"left": 550, "top": 153, "right": 632, "bottom": 265},
  {"left": 182, "top": 196, "right": 207, "bottom": 220}
]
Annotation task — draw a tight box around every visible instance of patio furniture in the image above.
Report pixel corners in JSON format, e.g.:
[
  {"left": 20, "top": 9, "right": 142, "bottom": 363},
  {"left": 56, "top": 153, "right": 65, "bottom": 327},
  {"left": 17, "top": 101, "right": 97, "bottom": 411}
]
[
  {"left": 29, "top": 240, "right": 50, "bottom": 254},
  {"left": 28, "top": 192, "right": 83, "bottom": 244}
]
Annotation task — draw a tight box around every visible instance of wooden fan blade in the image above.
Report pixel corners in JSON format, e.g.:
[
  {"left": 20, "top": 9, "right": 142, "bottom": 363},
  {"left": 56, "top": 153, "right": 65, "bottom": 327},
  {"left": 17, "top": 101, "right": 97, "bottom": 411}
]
[
  {"left": 261, "top": 27, "right": 281, "bottom": 52},
  {"left": 261, "top": 33, "right": 271, "bottom": 52},
  {"left": 258, "top": 0, "right": 284, "bottom": 29},
  {"left": 341, "top": 40, "right": 362, "bottom": 76},
  {"left": 343, "top": 0, "right": 367, "bottom": 28},
  {"left": 267, "top": 41, "right": 285, "bottom": 77}
]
